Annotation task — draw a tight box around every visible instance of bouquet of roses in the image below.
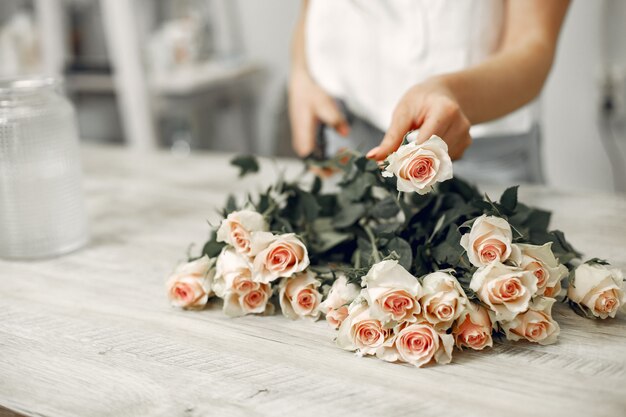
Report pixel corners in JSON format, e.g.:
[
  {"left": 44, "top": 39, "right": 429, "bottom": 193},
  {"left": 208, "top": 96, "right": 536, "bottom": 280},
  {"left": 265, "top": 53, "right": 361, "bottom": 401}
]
[{"left": 167, "top": 131, "right": 625, "bottom": 368}]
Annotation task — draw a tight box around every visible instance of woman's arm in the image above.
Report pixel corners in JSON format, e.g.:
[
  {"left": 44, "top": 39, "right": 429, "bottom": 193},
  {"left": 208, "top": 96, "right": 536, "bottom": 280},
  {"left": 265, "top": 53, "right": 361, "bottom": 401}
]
[
  {"left": 289, "top": 0, "right": 350, "bottom": 157},
  {"left": 368, "top": 0, "right": 571, "bottom": 161}
]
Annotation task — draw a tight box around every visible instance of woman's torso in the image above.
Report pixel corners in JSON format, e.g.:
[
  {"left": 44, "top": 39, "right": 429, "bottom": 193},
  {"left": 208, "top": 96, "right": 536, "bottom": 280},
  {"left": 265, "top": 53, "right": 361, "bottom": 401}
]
[{"left": 306, "top": 0, "right": 536, "bottom": 138}]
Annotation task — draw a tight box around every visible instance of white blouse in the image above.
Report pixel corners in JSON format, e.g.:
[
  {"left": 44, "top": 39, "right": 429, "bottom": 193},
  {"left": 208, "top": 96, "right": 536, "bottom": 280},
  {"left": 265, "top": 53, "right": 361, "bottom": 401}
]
[{"left": 305, "top": 0, "right": 537, "bottom": 138}]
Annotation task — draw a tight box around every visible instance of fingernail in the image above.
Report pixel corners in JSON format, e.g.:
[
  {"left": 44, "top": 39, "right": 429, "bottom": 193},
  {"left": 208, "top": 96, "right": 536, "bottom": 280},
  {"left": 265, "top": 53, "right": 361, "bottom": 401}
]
[
  {"left": 338, "top": 124, "right": 350, "bottom": 137},
  {"left": 366, "top": 147, "right": 379, "bottom": 159}
]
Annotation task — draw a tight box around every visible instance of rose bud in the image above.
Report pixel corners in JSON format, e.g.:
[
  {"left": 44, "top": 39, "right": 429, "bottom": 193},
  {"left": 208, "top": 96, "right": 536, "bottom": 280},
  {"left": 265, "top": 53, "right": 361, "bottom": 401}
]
[{"left": 216, "top": 209, "right": 267, "bottom": 256}]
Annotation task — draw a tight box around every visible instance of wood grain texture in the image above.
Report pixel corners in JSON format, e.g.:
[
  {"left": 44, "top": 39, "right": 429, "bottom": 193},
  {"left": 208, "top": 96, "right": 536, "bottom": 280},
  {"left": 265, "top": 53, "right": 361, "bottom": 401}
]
[{"left": 1, "top": 144, "right": 625, "bottom": 417}]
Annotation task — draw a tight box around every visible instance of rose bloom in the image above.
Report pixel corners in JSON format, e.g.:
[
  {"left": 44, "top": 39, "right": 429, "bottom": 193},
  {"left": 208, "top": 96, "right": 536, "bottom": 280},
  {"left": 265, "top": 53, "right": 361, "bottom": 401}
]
[
  {"left": 382, "top": 135, "right": 453, "bottom": 195},
  {"left": 452, "top": 302, "right": 494, "bottom": 350},
  {"left": 222, "top": 282, "right": 273, "bottom": 317},
  {"left": 568, "top": 263, "right": 625, "bottom": 319},
  {"left": 251, "top": 233, "right": 310, "bottom": 283},
  {"left": 319, "top": 274, "right": 360, "bottom": 328},
  {"left": 279, "top": 272, "right": 322, "bottom": 320},
  {"left": 213, "top": 248, "right": 253, "bottom": 298},
  {"left": 501, "top": 297, "right": 560, "bottom": 345},
  {"left": 460, "top": 215, "right": 520, "bottom": 268},
  {"left": 166, "top": 255, "right": 214, "bottom": 309},
  {"left": 516, "top": 243, "right": 568, "bottom": 297},
  {"left": 216, "top": 209, "right": 267, "bottom": 256},
  {"left": 394, "top": 322, "right": 454, "bottom": 367},
  {"left": 325, "top": 307, "right": 350, "bottom": 329},
  {"left": 361, "top": 260, "right": 422, "bottom": 324},
  {"left": 419, "top": 271, "right": 468, "bottom": 330},
  {"left": 336, "top": 303, "right": 391, "bottom": 357},
  {"left": 470, "top": 262, "right": 538, "bottom": 321}
]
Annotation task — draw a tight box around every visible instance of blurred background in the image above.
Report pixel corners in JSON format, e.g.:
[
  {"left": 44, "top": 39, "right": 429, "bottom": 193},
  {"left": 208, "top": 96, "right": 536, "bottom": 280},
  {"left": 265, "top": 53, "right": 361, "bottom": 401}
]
[{"left": 0, "top": 0, "right": 625, "bottom": 194}]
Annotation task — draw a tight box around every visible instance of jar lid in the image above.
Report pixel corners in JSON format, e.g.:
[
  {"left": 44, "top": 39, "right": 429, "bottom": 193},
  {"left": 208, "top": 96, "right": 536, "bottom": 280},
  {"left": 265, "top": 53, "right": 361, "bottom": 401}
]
[{"left": 0, "top": 76, "right": 61, "bottom": 95}]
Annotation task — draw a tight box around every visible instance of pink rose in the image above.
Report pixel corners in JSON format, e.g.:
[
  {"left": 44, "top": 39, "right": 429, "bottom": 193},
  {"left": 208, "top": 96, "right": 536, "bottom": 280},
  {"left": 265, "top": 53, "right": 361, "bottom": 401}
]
[
  {"left": 452, "top": 303, "right": 494, "bottom": 350},
  {"left": 336, "top": 303, "right": 391, "bottom": 357},
  {"left": 470, "top": 262, "right": 538, "bottom": 321},
  {"left": 252, "top": 233, "right": 310, "bottom": 283},
  {"left": 216, "top": 209, "right": 267, "bottom": 256},
  {"left": 516, "top": 243, "right": 568, "bottom": 297},
  {"left": 319, "top": 275, "right": 360, "bottom": 328},
  {"left": 394, "top": 322, "right": 454, "bottom": 367},
  {"left": 419, "top": 271, "right": 468, "bottom": 330},
  {"left": 567, "top": 263, "right": 625, "bottom": 319},
  {"left": 501, "top": 297, "right": 560, "bottom": 345},
  {"left": 325, "top": 306, "right": 349, "bottom": 329},
  {"left": 213, "top": 249, "right": 252, "bottom": 297},
  {"left": 222, "top": 282, "right": 273, "bottom": 317},
  {"left": 460, "top": 215, "right": 520, "bottom": 268},
  {"left": 279, "top": 272, "right": 322, "bottom": 320},
  {"left": 382, "top": 135, "right": 453, "bottom": 195},
  {"left": 166, "top": 255, "right": 214, "bottom": 309},
  {"left": 361, "top": 260, "right": 422, "bottom": 324}
]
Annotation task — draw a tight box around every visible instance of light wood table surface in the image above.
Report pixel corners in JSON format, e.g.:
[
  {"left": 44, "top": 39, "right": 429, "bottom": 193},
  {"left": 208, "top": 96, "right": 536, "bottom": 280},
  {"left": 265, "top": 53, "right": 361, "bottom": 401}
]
[{"left": 1, "top": 144, "right": 625, "bottom": 417}]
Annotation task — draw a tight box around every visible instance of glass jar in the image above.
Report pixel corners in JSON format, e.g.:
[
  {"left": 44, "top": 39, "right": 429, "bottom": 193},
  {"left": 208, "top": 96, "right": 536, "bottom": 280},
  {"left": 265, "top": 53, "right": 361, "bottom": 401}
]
[{"left": 0, "top": 77, "right": 89, "bottom": 259}]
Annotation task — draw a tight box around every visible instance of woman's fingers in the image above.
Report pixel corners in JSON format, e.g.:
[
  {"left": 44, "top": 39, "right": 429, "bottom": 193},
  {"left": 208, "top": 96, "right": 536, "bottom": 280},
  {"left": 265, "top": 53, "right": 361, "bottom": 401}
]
[
  {"left": 367, "top": 107, "right": 414, "bottom": 160},
  {"left": 314, "top": 93, "right": 350, "bottom": 137},
  {"left": 289, "top": 102, "right": 317, "bottom": 157}
]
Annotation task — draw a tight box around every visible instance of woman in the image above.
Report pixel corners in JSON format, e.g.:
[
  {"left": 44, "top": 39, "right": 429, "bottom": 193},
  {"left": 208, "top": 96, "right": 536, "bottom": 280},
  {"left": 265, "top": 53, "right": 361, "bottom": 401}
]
[{"left": 288, "top": 0, "right": 570, "bottom": 184}]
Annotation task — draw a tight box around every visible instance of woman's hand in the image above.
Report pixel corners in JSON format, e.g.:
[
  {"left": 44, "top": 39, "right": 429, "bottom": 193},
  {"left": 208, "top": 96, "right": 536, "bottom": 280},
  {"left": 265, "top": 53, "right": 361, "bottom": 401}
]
[
  {"left": 366, "top": 77, "right": 472, "bottom": 161},
  {"left": 288, "top": 70, "right": 350, "bottom": 158}
]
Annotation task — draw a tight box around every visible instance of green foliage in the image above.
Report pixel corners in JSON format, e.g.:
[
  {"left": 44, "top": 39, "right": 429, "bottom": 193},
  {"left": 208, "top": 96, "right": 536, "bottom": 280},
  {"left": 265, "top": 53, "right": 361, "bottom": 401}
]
[
  {"left": 201, "top": 153, "right": 582, "bottom": 287},
  {"left": 230, "top": 155, "right": 260, "bottom": 177}
]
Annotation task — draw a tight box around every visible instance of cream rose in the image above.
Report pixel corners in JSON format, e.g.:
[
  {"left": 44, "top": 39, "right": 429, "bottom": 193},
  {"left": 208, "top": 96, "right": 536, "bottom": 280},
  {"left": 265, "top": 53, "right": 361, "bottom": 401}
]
[
  {"left": 216, "top": 209, "right": 267, "bottom": 256},
  {"left": 568, "top": 263, "right": 625, "bottom": 319},
  {"left": 252, "top": 233, "right": 310, "bottom": 283},
  {"left": 516, "top": 243, "right": 568, "bottom": 297},
  {"left": 336, "top": 303, "right": 391, "bottom": 356},
  {"left": 394, "top": 322, "right": 454, "bottom": 367},
  {"left": 279, "top": 272, "right": 322, "bottom": 320},
  {"left": 213, "top": 248, "right": 252, "bottom": 298},
  {"left": 222, "top": 283, "right": 273, "bottom": 317},
  {"left": 460, "top": 215, "right": 519, "bottom": 268},
  {"left": 501, "top": 297, "right": 560, "bottom": 345},
  {"left": 319, "top": 274, "right": 360, "bottom": 328},
  {"left": 419, "top": 271, "right": 468, "bottom": 330},
  {"left": 382, "top": 135, "right": 453, "bottom": 195},
  {"left": 452, "top": 302, "right": 494, "bottom": 350},
  {"left": 361, "top": 260, "right": 422, "bottom": 324},
  {"left": 470, "top": 262, "right": 538, "bottom": 321},
  {"left": 325, "top": 306, "right": 350, "bottom": 329},
  {"left": 166, "top": 255, "right": 214, "bottom": 309}
]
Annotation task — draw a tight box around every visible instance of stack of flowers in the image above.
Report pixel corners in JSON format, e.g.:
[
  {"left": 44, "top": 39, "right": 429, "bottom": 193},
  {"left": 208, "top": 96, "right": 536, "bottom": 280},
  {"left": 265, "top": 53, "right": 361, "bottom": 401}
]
[
  {"left": 168, "top": 209, "right": 325, "bottom": 319},
  {"left": 167, "top": 132, "right": 625, "bottom": 368}
]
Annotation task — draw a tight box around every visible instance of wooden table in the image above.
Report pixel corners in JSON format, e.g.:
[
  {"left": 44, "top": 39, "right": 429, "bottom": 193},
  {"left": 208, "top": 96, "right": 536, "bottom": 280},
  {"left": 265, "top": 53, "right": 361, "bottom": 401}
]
[{"left": 1, "top": 145, "right": 625, "bottom": 417}]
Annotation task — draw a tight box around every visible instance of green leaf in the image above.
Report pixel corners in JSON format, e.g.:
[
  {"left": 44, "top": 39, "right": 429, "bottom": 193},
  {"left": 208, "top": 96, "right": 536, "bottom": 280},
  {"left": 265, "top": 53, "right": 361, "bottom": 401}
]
[
  {"left": 585, "top": 258, "right": 610, "bottom": 266},
  {"left": 201, "top": 231, "right": 225, "bottom": 257},
  {"left": 225, "top": 195, "right": 238, "bottom": 214},
  {"left": 312, "top": 230, "right": 351, "bottom": 253},
  {"left": 343, "top": 173, "right": 376, "bottom": 201},
  {"left": 370, "top": 196, "right": 400, "bottom": 218},
  {"left": 298, "top": 191, "right": 321, "bottom": 222},
  {"left": 333, "top": 203, "right": 367, "bottom": 228},
  {"left": 524, "top": 209, "right": 551, "bottom": 233},
  {"left": 500, "top": 186, "right": 519, "bottom": 213},
  {"left": 385, "top": 237, "right": 413, "bottom": 270},
  {"left": 230, "top": 155, "right": 259, "bottom": 177}
]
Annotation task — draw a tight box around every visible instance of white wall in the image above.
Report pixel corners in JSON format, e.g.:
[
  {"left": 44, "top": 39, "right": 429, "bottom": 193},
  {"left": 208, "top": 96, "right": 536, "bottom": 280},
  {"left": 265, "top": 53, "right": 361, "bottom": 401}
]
[
  {"left": 542, "top": 0, "right": 626, "bottom": 193},
  {"left": 236, "top": 0, "right": 300, "bottom": 155}
]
